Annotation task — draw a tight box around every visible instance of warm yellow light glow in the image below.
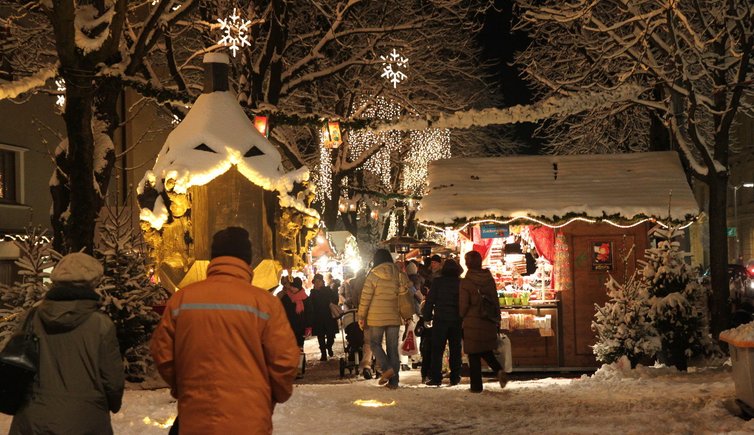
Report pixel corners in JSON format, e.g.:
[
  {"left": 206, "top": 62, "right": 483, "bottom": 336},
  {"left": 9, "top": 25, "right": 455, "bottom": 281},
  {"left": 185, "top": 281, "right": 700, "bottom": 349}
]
[
  {"left": 353, "top": 399, "right": 397, "bottom": 408},
  {"left": 143, "top": 416, "right": 176, "bottom": 429}
]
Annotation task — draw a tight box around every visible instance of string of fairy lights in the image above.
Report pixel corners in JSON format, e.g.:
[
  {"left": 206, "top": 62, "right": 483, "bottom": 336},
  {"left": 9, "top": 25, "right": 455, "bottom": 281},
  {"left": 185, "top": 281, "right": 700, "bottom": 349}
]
[
  {"left": 403, "top": 128, "right": 451, "bottom": 193},
  {"left": 418, "top": 216, "right": 699, "bottom": 239},
  {"left": 313, "top": 92, "right": 452, "bottom": 222}
]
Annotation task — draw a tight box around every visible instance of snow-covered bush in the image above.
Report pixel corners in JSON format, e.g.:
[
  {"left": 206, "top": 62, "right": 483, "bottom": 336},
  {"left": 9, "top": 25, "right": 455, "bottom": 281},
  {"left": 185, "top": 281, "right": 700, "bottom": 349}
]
[
  {"left": 592, "top": 274, "right": 660, "bottom": 366},
  {"left": 95, "top": 207, "right": 169, "bottom": 382},
  {"left": 0, "top": 227, "right": 59, "bottom": 347},
  {"left": 641, "top": 228, "right": 712, "bottom": 371}
]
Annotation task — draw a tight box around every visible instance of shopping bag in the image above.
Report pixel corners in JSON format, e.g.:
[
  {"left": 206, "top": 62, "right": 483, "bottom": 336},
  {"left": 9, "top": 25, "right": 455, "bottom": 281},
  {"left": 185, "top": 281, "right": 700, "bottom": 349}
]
[
  {"left": 400, "top": 329, "right": 418, "bottom": 356},
  {"left": 0, "top": 307, "right": 39, "bottom": 415},
  {"left": 493, "top": 333, "right": 513, "bottom": 373}
]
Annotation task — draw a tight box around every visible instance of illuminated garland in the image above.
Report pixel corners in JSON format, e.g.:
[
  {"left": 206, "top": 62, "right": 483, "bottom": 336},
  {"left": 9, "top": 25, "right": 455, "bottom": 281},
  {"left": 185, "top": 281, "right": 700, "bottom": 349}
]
[{"left": 418, "top": 214, "right": 701, "bottom": 234}]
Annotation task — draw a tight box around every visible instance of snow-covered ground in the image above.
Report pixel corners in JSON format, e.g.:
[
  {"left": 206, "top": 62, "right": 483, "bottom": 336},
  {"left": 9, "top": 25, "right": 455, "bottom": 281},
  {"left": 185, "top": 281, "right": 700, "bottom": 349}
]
[{"left": 2, "top": 333, "right": 753, "bottom": 434}]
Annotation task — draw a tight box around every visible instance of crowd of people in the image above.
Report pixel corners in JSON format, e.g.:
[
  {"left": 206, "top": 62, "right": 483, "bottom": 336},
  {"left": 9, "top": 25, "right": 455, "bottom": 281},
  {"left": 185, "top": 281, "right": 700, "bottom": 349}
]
[{"left": 3, "top": 226, "right": 507, "bottom": 434}]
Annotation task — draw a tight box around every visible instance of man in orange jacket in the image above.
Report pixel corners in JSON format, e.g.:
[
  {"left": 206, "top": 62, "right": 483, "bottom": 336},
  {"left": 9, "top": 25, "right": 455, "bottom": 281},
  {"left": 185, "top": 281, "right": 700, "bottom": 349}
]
[{"left": 151, "top": 227, "right": 299, "bottom": 434}]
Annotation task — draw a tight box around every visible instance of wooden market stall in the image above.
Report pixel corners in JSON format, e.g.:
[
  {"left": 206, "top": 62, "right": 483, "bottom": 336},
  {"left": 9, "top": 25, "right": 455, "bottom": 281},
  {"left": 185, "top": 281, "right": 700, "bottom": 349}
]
[{"left": 417, "top": 151, "right": 701, "bottom": 369}]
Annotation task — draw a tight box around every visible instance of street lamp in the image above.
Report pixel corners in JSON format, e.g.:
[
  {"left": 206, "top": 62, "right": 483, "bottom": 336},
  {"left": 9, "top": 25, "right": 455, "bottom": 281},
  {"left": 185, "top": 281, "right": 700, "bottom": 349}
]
[{"left": 732, "top": 182, "right": 754, "bottom": 264}]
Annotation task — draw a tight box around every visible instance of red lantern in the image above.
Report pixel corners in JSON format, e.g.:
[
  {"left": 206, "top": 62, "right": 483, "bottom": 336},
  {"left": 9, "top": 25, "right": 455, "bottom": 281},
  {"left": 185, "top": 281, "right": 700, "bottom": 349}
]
[{"left": 254, "top": 115, "right": 269, "bottom": 137}]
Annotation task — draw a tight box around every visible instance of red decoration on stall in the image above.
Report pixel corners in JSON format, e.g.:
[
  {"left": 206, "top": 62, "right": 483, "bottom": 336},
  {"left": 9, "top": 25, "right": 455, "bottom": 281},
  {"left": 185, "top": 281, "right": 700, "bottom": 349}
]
[
  {"left": 529, "top": 226, "right": 555, "bottom": 264},
  {"left": 554, "top": 233, "right": 572, "bottom": 292},
  {"left": 472, "top": 226, "right": 493, "bottom": 262}
]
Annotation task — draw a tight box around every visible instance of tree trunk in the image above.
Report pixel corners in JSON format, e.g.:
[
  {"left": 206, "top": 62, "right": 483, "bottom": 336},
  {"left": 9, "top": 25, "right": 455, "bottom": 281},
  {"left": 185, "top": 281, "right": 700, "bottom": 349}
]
[
  {"left": 53, "top": 82, "right": 97, "bottom": 254},
  {"left": 50, "top": 78, "right": 119, "bottom": 254},
  {"left": 322, "top": 179, "right": 342, "bottom": 230},
  {"left": 707, "top": 172, "right": 731, "bottom": 338}
]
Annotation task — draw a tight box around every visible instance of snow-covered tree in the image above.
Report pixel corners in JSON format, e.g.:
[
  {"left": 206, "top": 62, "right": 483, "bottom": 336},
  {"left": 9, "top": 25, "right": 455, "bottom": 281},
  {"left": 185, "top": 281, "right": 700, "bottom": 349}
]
[
  {"left": 0, "top": 227, "right": 59, "bottom": 346},
  {"left": 95, "top": 206, "right": 168, "bottom": 382},
  {"left": 640, "top": 227, "right": 712, "bottom": 370},
  {"left": 593, "top": 274, "right": 660, "bottom": 367},
  {"left": 513, "top": 0, "right": 754, "bottom": 337}
]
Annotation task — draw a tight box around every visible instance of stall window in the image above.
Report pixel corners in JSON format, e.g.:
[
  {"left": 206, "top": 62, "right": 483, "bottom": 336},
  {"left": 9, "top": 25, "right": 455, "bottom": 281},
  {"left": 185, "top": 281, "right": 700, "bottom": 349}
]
[{"left": 0, "top": 145, "right": 23, "bottom": 204}]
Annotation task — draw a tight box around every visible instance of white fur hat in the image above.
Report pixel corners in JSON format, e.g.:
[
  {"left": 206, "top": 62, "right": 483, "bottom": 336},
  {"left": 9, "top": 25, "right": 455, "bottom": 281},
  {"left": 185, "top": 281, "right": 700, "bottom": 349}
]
[{"left": 51, "top": 252, "right": 104, "bottom": 287}]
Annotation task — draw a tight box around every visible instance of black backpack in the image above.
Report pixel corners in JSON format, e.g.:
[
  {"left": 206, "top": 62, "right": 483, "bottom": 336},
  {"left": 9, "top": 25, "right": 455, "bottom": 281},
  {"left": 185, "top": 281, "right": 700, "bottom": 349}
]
[{"left": 477, "top": 289, "right": 500, "bottom": 324}]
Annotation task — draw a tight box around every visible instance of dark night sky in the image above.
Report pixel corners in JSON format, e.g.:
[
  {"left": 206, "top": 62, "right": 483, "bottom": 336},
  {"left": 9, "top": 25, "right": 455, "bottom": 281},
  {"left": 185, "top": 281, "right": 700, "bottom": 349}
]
[{"left": 478, "top": 0, "right": 542, "bottom": 154}]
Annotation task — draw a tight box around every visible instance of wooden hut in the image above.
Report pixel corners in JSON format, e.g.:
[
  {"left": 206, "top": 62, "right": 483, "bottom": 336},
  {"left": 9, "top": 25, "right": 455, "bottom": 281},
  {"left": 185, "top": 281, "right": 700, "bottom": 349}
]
[
  {"left": 137, "top": 53, "right": 319, "bottom": 291},
  {"left": 417, "top": 151, "right": 701, "bottom": 369}
]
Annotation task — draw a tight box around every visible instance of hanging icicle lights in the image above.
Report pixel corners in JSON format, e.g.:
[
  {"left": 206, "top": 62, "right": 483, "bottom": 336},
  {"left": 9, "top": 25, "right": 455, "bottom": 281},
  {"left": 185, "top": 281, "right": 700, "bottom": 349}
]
[
  {"left": 348, "top": 95, "right": 402, "bottom": 189},
  {"left": 315, "top": 132, "right": 333, "bottom": 206},
  {"left": 217, "top": 8, "right": 252, "bottom": 57},
  {"left": 402, "top": 129, "right": 450, "bottom": 194}
]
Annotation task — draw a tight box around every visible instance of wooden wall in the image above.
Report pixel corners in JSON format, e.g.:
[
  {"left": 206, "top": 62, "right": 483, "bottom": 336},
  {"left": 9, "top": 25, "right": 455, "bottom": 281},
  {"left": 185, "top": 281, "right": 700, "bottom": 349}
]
[{"left": 558, "top": 221, "right": 650, "bottom": 368}]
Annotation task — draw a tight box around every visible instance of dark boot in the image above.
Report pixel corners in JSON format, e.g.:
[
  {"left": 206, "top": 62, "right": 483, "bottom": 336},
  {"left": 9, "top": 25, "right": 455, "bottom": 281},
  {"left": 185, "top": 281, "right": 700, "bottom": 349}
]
[{"left": 320, "top": 351, "right": 327, "bottom": 361}]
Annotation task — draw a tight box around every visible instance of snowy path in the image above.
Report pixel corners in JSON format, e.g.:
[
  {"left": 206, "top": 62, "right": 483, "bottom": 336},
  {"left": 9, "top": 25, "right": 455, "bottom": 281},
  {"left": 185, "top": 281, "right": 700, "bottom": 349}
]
[{"left": 2, "top": 332, "right": 753, "bottom": 434}]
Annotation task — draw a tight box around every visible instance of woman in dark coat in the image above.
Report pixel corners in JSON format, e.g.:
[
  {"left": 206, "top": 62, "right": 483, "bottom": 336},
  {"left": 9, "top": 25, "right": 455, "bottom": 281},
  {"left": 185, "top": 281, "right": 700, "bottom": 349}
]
[
  {"left": 10, "top": 253, "right": 124, "bottom": 435},
  {"left": 422, "top": 259, "right": 463, "bottom": 386},
  {"left": 309, "top": 273, "right": 339, "bottom": 361},
  {"left": 279, "top": 276, "right": 311, "bottom": 348},
  {"left": 459, "top": 250, "right": 507, "bottom": 393}
]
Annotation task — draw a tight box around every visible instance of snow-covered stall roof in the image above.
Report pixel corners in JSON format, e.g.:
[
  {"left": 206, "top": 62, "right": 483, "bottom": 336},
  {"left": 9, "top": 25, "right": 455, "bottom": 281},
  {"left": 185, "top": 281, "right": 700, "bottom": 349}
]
[
  {"left": 417, "top": 151, "right": 700, "bottom": 227},
  {"left": 137, "top": 54, "right": 318, "bottom": 229}
]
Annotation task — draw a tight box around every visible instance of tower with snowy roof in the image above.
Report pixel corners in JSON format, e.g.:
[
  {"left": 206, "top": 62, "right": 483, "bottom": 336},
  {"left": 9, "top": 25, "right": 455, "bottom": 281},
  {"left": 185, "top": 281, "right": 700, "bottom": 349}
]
[{"left": 137, "top": 53, "right": 319, "bottom": 290}]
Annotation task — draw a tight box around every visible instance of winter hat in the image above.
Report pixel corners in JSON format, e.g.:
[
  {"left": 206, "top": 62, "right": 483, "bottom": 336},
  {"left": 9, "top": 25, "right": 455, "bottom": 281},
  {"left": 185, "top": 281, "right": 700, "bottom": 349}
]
[
  {"left": 406, "top": 262, "right": 418, "bottom": 275},
  {"left": 291, "top": 277, "right": 304, "bottom": 290},
  {"left": 50, "top": 252, "right": 104, "bottom": 288},
  {"left": 211, "top": 226, "right": 252, "bottom": 264},
  {"left": 430, "top": 254, "right": 442, "bottom": 264}
]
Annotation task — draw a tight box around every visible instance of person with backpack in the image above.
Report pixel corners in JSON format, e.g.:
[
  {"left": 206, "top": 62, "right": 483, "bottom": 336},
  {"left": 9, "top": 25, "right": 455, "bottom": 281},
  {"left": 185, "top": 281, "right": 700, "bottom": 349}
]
[{"left": 459, "top": 250, "right": 507, "bottom": 393}]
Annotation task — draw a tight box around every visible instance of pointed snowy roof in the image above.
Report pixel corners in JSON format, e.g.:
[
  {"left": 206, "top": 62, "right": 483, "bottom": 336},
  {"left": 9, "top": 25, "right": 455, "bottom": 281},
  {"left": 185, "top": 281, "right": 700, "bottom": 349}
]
[
  {"left": 140, "top": 88, "right": 302, "bottom": 195},
  {"left": 137, "top": 53, "right": 317, "bottom": 229},
  {"left": 417, "top": 151, "right": 700, "bottom": 227}
]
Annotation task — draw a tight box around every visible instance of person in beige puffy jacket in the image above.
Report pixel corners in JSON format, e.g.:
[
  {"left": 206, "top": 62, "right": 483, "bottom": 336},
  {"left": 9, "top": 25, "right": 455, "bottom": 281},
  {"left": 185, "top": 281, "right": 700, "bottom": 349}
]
[{"left": 357, "top": 249, "right": 410, "bottom": 388}]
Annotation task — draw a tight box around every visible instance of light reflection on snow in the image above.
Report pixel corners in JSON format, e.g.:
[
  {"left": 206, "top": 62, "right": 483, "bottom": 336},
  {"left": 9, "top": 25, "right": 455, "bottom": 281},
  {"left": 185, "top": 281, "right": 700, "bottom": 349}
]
[
  {"left": 353, "top": 399, "right": 396, "bottom": 408},
  {"left": 142, "top": 415, "right": 176, "bottom": 429}
]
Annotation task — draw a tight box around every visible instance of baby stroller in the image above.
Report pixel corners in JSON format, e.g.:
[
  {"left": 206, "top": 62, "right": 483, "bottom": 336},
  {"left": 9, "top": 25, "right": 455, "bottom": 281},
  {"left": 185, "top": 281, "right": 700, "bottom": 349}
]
[{"left": 337, "top": 309, "right": 364, "bottom": 378}]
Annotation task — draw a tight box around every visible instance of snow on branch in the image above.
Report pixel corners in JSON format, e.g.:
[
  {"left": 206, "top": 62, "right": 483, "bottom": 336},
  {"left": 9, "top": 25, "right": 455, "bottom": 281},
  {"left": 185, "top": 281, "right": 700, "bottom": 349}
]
[
  {"left": 74, "top": 4, "right": 116, "bottom": 55},
  {"left": 372, "top": 84, "right": 644, "bottom": 132},
  {"left": 0, "top": 63, "right": 59, "bottom": 100}
]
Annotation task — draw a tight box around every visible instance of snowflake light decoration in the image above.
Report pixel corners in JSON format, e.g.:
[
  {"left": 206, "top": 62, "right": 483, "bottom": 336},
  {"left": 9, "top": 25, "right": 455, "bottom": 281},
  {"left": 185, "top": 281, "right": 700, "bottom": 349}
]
[
  {"left": 217, "top": 8, "right": 251, "bottom": 57},
  {"left": 55, "top": 78, "right": 66, "bottom": 109},
  {"left": 380, "top": 48, "right": 408, "bottom": 88}
]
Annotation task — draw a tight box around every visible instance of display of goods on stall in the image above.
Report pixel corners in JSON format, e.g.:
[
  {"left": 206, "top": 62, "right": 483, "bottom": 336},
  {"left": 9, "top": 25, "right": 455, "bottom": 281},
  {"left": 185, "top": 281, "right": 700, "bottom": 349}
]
[{"left": 501, "top": 312, "right": 552, "bottom": 332}]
